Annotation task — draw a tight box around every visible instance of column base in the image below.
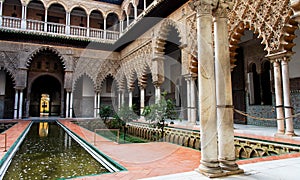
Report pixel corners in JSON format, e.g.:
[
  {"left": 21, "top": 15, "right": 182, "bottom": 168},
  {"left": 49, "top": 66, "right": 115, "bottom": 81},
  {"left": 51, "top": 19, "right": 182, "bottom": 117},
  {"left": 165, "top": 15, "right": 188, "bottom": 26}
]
[
  {"left": 274, "top": 130, "right": 285, "bottom": 137},
  {"left": 195, "top": 160, "right": 223, "bottom": 177},
  {"left": 285, "top": 131, "right": 297, "bottom": 137},
  {"left": 219, "top": 159, "right": 241, "bottom": 171}
]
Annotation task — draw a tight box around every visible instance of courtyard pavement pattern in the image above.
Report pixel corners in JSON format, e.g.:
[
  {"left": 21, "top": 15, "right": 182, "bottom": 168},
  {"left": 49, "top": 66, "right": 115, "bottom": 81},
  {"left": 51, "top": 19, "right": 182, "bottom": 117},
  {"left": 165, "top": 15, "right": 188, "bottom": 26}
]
[{"left": 1, "top": 120, "right": 300, "bottom": 179}]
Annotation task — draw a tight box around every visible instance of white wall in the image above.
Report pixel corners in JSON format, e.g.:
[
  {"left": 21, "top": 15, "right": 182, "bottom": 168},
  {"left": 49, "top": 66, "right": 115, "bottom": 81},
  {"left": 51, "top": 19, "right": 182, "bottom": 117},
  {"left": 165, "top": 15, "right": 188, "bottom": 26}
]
[
  {"left": 290, "top": 29, "right": 300, "bottom": 78},
  {"left": 82, "top": 76, "right": 94, "bottom": 96}
]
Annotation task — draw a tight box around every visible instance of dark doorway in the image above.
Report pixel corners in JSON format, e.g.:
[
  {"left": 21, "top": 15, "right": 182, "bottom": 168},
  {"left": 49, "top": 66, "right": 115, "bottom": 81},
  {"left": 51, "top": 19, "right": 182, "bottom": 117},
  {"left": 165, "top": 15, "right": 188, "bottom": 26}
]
[{"left": 29, "top": 75, "right": 61, "bottom": 117}]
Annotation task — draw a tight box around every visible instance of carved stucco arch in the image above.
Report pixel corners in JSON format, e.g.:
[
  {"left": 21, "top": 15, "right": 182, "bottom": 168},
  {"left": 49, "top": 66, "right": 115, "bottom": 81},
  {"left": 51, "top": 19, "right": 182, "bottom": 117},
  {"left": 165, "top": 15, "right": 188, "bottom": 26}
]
[
  {"left": 96, "top": 60, "right": 120, "bottom": 91},
  {"left": 154, "top": 18, "right": 186, "bottom": 52},
  {"left": 73, "top": 73, "right": 96, "bottom": 92},
  {"left": 26, "top": 46, "right": 66, "bottom": 69},
  {"left": 229, "top": 0, "right": 294, "bottom": 59}
]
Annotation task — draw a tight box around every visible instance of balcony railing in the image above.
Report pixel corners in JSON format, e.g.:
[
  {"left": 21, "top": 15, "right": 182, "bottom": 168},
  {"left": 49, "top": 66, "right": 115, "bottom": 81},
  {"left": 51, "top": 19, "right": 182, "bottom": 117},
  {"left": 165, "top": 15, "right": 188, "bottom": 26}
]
[
  {"left": 0, "top": 16, "right": 119, "bottom": 41},
  {"left": 2, "top": 16, "right": 21, "bottom": 29}
]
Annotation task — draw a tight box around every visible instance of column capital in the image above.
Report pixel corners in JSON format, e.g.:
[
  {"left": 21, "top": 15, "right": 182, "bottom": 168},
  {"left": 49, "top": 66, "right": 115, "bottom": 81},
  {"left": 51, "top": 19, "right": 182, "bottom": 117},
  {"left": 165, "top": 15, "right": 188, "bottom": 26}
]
[
  {"left": 189, "top": 0, "right": 217, "bottom": 15},
  {"left": 213, "top": 0, "right": 234, "bottom": 18},
  {"left": 266, "top": 51, "right": 294, "bottom": 63}
]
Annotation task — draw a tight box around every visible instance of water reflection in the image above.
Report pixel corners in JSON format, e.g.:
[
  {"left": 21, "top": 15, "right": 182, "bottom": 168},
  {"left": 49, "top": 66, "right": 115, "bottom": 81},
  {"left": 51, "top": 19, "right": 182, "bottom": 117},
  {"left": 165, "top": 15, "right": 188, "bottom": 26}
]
[
  {"left": 39, "top": 122, "right": 49, "bottom": 137},
  {"left": 4, "top": 122, "right": 108, "bottom": 179}
]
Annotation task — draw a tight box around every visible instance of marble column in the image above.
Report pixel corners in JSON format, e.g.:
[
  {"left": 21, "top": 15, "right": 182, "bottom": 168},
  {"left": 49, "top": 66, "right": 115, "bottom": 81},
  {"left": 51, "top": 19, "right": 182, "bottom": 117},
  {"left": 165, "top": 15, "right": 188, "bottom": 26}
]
[
  {"left": 0, "top": 1, "right": 3, "bottom": 28},
  {"left": 144, "top": 0, "right": 147, "bottom": 10},
  {"left": 129, "top": 90, "right": 133, "bottom": 109},
  {"left": 44, "top": 9, "right": 48, "bottom": 32},
  {"left": 140, "top": 87, "right": 145, "bottom": 115},
  {"left": 154, "top": 84, "right": 161, "bottom": 103},
  {"left": 94, "top": 92, "right": 98, "bottom": 118},
  {"left": 21, "top": 4, "right": 27, "bottom": 29},
  {"left": 281, "top": 57, "right": 295, "bottom": 136},
  {"left": 87, "top": 14, "right": 90, "bottom": 37},
  {"left": 190, "top": 78, "right": 197, "bottom": 125},
  {"left": 214, "top": 4, "right": 241, "bottom": 172},
  {"left": 134, "top": 5, "right": 138, "bottom": 19},
  {"left": 104, "top": 18, "right": 107, "bottom": 39},
  {"left": 70, "top": 92, "right": 73, "bottom": 118},
  {"left": 18, "top": 90, "right": 23, "bottom": 119},
  {"left": 66, "top": 12, "right": 70, "bottom": 35},
  {"left": 189, "top": 0, "right": 221, "bottom": 176},
  {"left": 14, "top": 90, "right": 19, "bottom": 119},
  {"left": 271, "top": 58, "right": 285, "bottom": 135},
  {"left": 185, "top": 76, "right": 191, "bottom": 123},
  {"left": 66, "top": 92, "right": 69, "bottom": 118},
  {"left": 97, "top": 92, "right": 101, "bottom": 117},
  {"left": 121, "top": 90, "right": 125, "bottom": 107}
]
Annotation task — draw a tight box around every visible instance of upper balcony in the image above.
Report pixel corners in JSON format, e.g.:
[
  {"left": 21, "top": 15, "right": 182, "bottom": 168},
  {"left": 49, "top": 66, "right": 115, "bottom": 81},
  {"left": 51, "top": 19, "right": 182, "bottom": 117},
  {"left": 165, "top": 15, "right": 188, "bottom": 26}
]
[{"left": 0, "top": 0, "right": 159, "bottom": 44}]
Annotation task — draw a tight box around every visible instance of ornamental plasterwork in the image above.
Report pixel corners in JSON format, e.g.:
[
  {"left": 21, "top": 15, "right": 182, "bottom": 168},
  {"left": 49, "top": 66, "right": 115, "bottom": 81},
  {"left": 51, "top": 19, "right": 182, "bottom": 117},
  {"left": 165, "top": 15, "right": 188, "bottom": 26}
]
[
  {"left": 228, "top": 0, "right": 293, "bottom": 55},
  {"left": 0, "top": 51, "right": 18, "bottom": 81}
]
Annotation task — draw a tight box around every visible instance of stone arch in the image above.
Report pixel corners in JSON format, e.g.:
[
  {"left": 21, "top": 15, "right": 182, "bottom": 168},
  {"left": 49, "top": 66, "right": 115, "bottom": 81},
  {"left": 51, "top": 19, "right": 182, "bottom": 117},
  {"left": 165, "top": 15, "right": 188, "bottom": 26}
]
[
  {"left": 97, "top": 72, "right": 117, "bottom": 91},
  {"left": 46, "top": 0, "right": 68, "bottom": 11},
  {"left": 73, "top": 73, "right": 96, "bottom": 91},
  {"left": 26, "top": 46, "right": 66, "bottom": 69},
  {"left": 155, "top": 18, "right": 186, "bottom": 51},
  {"left": 105, "top": 11, "right": 121, "bottom": 20},
  {"left": 28, "top": 73, "right": 63, "bottom": 94},
  {"left": 127, "top": 69, "right": 138, "bottom": 91},
  {"left": 229, "top": 0, "right": 294, "bottom": 60},
  {"left": 88, "top": 8, "right": 105, "bottom": 17},
  {"left": 279, "top": 18, "right": 298, "bottom": 53},
  {"left": 26, "top": 0, "right": 46, "bottom": 7},
  {"left": 69, "top": 5, "right": 89, "bottom": 16}
]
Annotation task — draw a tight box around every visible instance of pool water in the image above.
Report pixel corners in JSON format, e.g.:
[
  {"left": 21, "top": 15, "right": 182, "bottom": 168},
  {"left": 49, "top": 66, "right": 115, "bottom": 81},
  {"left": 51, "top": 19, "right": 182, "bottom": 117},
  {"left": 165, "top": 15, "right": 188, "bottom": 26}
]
[{"left": 3, "top": 122, "right": 109, "bottom": 179}]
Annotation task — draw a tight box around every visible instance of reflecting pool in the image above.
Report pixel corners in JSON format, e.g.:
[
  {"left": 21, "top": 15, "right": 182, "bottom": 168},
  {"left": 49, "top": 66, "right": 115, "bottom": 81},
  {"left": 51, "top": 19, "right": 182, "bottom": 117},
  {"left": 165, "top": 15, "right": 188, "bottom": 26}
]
[{"left": 3, "top": 122, "right": 109, "bottom": 179}]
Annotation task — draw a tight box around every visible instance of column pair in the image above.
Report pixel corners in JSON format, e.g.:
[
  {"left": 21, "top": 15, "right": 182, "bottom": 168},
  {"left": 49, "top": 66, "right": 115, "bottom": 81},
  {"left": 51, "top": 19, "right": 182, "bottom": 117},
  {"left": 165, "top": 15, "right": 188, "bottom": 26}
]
[
  {"left": 268, "top": 53, "right": 295, "bottom": 136},
  {"left": 190, "top": 0, "right": 242, "bottom": 177},
  {"left": 14, "top": 89, "right": 24, "bottom": 119},
  {"left": 65, "top": 91, "right": 73, "bottom": 118}
]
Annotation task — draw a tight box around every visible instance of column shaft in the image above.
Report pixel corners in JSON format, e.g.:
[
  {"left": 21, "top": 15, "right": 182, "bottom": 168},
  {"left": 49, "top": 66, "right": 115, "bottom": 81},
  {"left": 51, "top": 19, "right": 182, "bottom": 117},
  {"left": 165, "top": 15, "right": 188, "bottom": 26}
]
[
  {"left": 18, "top": 90, "right": 23, "bottom": 119},
  {"left": 190, "top": 78, "right": 197, "bottom": 124},
  {"left": 129, "top": 91, "right": 133, "bottom": 108},
  {"left": 0, "top": 1, "right": 3, "bottom": 28},
  {"left": 66, "top": 92, "right": 69, "bottom": 118},
  {"left": 94, "top": 93, "right": 98, "bottom": 118},
  {"left": 66, "top": 12, "right": 70, "bottom": 34},
  {"left": 121, "top": 90, "right": 125, "bottom": 106},
  {"left": 196, "top": 9, "right": 220, "bottom": 174},
  {"left": 14, "top": 90, "right": 19, "bottom": 119},
  {"left": 44, "top": 9, "right": 48, "bottom": 32},
  {"left": 155, "top": 86, "right": 161, "bottom": 103},
  {"left": 273, "top": 61, "right": 285, "bottom": 134},
  {"left": 70, "top": 92, "right": 73, "bottom": 118},
  {"left": 186, "top": 78, "right": 191, "bottom": 123},
  {"left": 281, "top": 59, "right": 295, "bottom": 136},
  {"left": 140, "top": 88, "right": 145, "bottom": 115},
  {"left": 214, "top": 15, "right": 239, "bottom": 171},
  {"left": 97, "top": 93, "right": 101, "bottom": 117},
  {"left": 104, "top": 18, "right": 107, "bottom": 39}
]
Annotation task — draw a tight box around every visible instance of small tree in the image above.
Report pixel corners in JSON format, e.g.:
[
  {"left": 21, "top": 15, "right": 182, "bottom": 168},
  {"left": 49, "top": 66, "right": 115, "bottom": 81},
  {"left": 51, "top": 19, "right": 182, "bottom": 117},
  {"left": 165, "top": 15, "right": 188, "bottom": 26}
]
[
  {"left": 142, "top": 92, "right": 178, "bottom": 126},
  {"left": 99, "top": 105, "right": 112, "bottom": 123}
]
